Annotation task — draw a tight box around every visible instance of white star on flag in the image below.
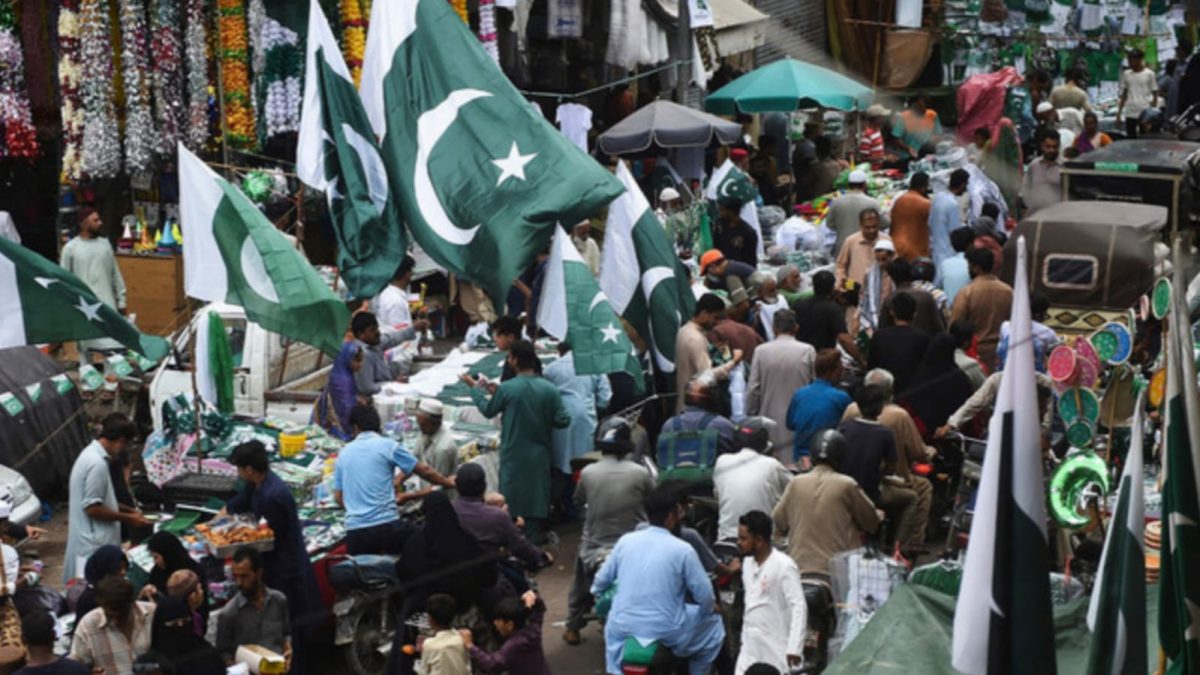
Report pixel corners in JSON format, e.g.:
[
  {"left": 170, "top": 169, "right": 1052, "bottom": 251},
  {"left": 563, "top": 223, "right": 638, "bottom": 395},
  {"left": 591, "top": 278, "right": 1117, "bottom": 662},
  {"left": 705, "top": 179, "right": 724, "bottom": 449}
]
[
  {"left": 74, "top": 297, "right": 103, "bottom": 322},
  {"left": 34, "top": 277, "right": 57, "bottom": 289},
  {"left": 492, "top": 142, "right": 536, "bottom": 186},
  {"left": 600, "top": 323, "right": 622, "bottom": 343}
]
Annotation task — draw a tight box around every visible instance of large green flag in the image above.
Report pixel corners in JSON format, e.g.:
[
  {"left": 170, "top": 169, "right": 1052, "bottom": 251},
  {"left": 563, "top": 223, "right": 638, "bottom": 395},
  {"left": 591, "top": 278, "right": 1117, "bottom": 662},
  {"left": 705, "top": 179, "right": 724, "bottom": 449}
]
[
  {"left": 600, "top": 161, "right": 696, "bottom": 380},
  {"left": 178, "top": 143, "right": 350, "bottom": 357},
  {"left": 0, "top": 238, "right": 168, "bottom": 361},
  {"left": 705, "top": 158, "right": 763, "bottom": 260},
  {"left": 537, "top": 225, "right": 643, "bottom": 388},
  {"left": 296, "top": 0, "right": 406, "bottom": 300},
  {"left": 1160, "top": 242, "right": 1200, "bottom": 675},
  {"left": 1086, "top": 397, "right": 1146, "bottom": 675},
  {"left": 359, "top": 0, "right": 622, "bottom": 305}
]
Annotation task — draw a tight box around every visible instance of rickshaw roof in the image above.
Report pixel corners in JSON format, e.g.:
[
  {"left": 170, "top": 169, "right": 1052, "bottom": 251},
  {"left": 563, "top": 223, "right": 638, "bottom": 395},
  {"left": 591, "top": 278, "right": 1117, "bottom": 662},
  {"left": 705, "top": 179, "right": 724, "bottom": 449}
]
[
  {"left": 1062, "top": 140, "right": 1200, "bottom": 176},
  {"left": 1017, "top": 201, "right": 1167, "bottom": 234}
]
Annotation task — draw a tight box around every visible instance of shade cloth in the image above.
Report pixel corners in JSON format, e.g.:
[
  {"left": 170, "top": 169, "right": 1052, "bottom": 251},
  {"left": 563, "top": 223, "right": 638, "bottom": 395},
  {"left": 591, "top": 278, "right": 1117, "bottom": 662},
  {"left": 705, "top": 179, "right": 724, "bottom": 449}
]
[{"left": 597, "top": 100, "right": 742, "bottom": 155}]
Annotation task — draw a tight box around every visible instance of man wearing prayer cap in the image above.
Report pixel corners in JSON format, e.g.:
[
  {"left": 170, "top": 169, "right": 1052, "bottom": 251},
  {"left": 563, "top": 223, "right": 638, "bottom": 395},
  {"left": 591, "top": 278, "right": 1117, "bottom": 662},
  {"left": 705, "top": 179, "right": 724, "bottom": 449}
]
[
  {"left": 411, "top": 399, "right": 460, "bottom": 502},
  {"left": 825, "top": 168, "right": 883, "bottom": 257}
]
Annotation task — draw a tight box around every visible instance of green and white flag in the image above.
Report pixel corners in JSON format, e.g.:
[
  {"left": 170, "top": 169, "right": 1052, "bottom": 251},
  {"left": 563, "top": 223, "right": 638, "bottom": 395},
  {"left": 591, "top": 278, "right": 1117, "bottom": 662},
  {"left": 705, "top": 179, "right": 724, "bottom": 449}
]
[
  {"left": 600, "top": 161, "right": 696, "bottom": 376},
  {"left": 705, "top": 158, "right": 762, "bottom": 260},
  {"left": 1086, "top": 395, "right": 1146, "bottom": 675},
  {"left": 538, "top": 225, "right": 643, "bottom": 387},
  {"left": 1159, "top": 241, "right": 1200, "bottom": 675},
  {"left": 952, "top": 238, "right": 1056, "bottom": 675},
  {"left": 296, "top": 0, "right": 406, "bottom": 300},
  {"left": 359, "top": 0, "right": 622, "bottom": 305},
  {"left": 178, "top": 143, "right": 350, "bottom": 357},
  {"left": 0, "top": 237, "right": 168, "bottom": 361}
]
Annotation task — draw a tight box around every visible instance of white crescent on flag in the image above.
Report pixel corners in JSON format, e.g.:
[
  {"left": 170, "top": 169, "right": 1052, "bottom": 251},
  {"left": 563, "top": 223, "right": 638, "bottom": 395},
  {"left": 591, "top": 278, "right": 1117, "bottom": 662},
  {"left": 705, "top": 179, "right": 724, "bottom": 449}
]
[{"left": 414, "top": 89, "right": 491, "bottom": 246}]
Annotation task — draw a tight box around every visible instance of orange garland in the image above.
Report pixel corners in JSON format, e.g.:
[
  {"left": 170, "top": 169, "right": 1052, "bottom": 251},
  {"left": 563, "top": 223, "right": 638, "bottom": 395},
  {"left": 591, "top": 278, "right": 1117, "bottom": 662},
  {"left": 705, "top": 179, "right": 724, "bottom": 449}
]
[
  {"left": 340, "top": 0, "right": 366, "bottom": 88},
  {"left": 217, "top": 0, "right": 256, "bottom": 148}
]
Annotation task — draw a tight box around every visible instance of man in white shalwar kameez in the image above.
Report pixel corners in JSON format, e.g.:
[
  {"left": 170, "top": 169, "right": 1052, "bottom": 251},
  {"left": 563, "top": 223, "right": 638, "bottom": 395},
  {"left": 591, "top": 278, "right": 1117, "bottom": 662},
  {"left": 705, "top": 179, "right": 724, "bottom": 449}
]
[{"left": 735, "top": 510, "right": 806, "bottom": 674}]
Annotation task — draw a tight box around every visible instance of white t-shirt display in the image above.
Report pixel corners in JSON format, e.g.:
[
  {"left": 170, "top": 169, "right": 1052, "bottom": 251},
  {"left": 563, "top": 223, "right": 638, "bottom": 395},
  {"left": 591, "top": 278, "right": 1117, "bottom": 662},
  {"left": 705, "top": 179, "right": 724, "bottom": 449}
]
[{"left": 556, "top": 103, "right": 592, "bottom": 153}]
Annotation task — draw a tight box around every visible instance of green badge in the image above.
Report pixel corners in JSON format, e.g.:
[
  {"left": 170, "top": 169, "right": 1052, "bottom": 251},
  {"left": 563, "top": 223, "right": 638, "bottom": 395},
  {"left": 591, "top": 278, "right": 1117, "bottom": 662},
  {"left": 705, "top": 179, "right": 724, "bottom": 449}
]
[
  {"left": 51, "top": 374, "right": 74, "bottom": 395},
  {"left": 107, "top": 355, "right": 133, "bottom": 378},
  {"left": 1152, "top": 277, "right": 1172, "bottom": 319},
  {"left": 0, "top": 392, "right": 23, "bottom": 417},
  {"left": 24, "top": 382, "right": 42, "bottom": 404}
]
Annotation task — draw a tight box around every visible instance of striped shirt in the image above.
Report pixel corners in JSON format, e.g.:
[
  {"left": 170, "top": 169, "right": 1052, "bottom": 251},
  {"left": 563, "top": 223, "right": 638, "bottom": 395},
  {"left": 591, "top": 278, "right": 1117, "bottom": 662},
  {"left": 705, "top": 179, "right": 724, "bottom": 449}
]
[{"left": 858, "top": 128, "right": 884, "bottom": 167}]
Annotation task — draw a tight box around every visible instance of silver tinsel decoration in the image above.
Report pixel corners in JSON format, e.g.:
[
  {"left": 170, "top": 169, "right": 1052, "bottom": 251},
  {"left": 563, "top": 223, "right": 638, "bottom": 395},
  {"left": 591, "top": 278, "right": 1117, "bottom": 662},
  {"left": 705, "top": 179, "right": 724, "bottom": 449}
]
[
  {"left": 185, "top": 0, "right": 209, "bottom": 149},
  {"left": 151, "top": 0, "right": 185, "bottom": 157},
  {"left": 120, "top": 0, "right": 155, "bottom": 174},
  {"left": 79, "top": 0, "right": 121, "bottom": 178}
]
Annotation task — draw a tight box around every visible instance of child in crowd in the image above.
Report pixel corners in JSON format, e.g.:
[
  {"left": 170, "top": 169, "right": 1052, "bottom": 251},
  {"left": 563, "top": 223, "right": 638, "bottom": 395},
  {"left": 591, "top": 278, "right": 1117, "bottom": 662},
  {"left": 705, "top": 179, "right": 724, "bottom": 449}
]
[
  {"left": 461, "top": 591, "right": 550, "bottom": 675},
  {"left": 421, "top": 594, "right": 469, "bottom": 675}
]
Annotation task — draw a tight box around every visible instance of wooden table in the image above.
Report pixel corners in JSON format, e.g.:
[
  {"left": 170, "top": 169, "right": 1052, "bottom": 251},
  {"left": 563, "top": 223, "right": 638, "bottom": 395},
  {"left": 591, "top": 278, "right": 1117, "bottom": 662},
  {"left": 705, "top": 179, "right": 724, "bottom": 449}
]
[{"left": 116, "top": 251, "right": 188, "bottom": 336}]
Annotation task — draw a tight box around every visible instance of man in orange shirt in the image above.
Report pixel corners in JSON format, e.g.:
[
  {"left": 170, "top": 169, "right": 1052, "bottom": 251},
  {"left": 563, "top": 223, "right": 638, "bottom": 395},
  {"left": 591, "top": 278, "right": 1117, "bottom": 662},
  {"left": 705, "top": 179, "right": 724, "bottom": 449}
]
[{"left": 889, "top": 172, "right": 932, "bottom": 261}]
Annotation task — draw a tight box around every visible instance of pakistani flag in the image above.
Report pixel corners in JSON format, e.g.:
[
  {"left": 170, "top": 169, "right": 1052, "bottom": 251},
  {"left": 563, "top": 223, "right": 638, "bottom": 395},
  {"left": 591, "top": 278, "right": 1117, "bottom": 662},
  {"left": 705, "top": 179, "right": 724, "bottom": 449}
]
[
  {"left": 1086, "top": 394, "right": 1146, "bottom": 675},
  {"left": 600, "top": 161, "right": 696, "bottom": 376},
  {"left": 538, "top": 225, "right": 643, "bottom": 388},
  {"left": 359, "top": 0, "right": 622, "bottom": 305},
  {"left": 0, "top": 238, "right": 168, "bottom": 361},
  {"left": 705, "top": 158, "right": 763, "bottom": 260},
  {"left": 1159, "top": 240, "right": 1200, "bottom": 675},
  {"left": 178, "top": 143, "right": 350, "bottom": 357},
  {"left": 296, "top": 0, "right": 406, "bottom": 300},
  {"left": 952, "top": 237, "right": 1056, "bottom": 675}
]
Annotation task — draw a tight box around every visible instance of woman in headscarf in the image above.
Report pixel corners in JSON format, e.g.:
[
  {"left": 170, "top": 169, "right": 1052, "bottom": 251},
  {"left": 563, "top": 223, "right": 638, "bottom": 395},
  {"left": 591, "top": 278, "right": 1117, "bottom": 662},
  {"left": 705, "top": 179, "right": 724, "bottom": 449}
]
[
  {"left": 903, "top": 333, "right": 975, "bottom": 437},
  {"left": 391, "top": 491, "right": 502, "bottom": 674},
  {"left": 146, "top": 532, "right": 208, "bottom": 631},
  {"left": 311, "top": 342, "right": 363, "bottom": 440},
  {"left": 146, "top": 595, "right": 225, "bottom": 675},
  {"left": 72, "top": 545, "right": 127, "bottom": 632}
]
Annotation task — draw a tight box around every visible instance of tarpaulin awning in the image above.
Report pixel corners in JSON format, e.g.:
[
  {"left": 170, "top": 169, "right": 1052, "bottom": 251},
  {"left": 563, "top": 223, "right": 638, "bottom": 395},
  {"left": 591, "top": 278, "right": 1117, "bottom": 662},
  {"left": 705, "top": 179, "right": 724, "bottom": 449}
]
[
  {"left": 826, "top": 582, "right": 1162, "bottom": 675},
  {"left": 596, "top": 100, "right": 742, "bottom": 155},
  {"left": 642, "top": 0, "right": 769, "bottom": 55},
  {"left": 703, "top": 57, "right": 874, "bottom": 113}
]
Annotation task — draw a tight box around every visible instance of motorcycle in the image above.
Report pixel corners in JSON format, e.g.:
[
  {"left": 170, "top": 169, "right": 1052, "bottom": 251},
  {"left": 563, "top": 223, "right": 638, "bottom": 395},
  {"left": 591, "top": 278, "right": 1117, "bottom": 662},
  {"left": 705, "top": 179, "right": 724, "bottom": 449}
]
[
  {"left": 329, "top": 554, "right": 402, "bottom": 675},
  {"left": 798, "top": 573, "right": 837, "bottom": 674}
]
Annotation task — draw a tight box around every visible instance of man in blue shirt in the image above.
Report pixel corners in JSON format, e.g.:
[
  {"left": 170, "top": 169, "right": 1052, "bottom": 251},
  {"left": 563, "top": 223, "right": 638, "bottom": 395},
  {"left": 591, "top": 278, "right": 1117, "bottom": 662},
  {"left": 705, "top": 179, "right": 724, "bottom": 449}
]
[
  {"left": 928, "top": 168, "right": 968, "bottom": 272},
  {"left": 592, "top": 484, "right": 725, "bottom": 675},
  {"left": 939, "top": 227, "right": 974, "bottom": 305},
  {"left": 334, "top": 404, "right": 456, "bottom": 555},
  {"left": 786, "top": 348, "right": 851, "bottom": 468}
]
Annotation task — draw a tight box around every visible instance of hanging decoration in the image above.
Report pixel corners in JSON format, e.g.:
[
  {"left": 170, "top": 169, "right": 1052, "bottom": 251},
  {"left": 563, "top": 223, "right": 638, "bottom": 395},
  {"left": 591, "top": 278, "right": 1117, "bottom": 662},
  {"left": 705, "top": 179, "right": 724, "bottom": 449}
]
[
  {"left": 247, "top": 0, "right": 266, "bottom": 143},
  {"left": 217, "top": 0, "right": 258, "bottom": 149},
  {"left": 242, "top": 170, "right": 273, "bottom": 203},
  {"left": 258, "top": 20, "right": 303, "bottom": 138},
  {"left": 79, "top": 0, "right": 121, "bottom": 177},
  {"left": 120, "top": 0, "right": 156, "bottom": 174},
  {"left": 448, "top": 0, "right": 468, "bottom": 25},
  {"left": 57, "top": 0, "right": 83, "bottom": 179},
  {"left": 150, "top": 0, "right": 185, "bottom": 158},
  {"left": 478, "top": 0, "right": 498, "bottom": 63},
  {"left": 0, "top": 0, "right": 39, "bottom": 161},
  {"left": 340, "top": 0, "right": 367, "bottom": 87},
  {"left": 185, "top": 0, "right": 209, "bottom": 149}
]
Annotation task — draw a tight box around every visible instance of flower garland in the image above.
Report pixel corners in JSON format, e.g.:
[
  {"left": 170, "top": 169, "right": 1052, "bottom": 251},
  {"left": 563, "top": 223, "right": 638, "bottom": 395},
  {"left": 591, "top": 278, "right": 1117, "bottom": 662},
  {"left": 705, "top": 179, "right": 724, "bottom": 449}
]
[
  {"left": 57, "top": 0, "right": 83, "bottom": 179},
  {"left": 185, "top": 0, "right": 209, "bottom": 149},
  {"left": 150, "top": 0, "right": 185, "bottom": 158},
  {"left": 340, "top": 0, "right": 366, "bottom": 87},
  {"left": 217, "top": 0, "right": 257, "bottom": 149},
  {"left": 0, "top": 0, "right": 39, "bottom": 161},
  {"left": 448, "top": 0, "right": 468, "bottom": 25},
  {"left": 79, "top": 0, "right": 121, "bottom": 178},
  {"left": 478, "top": 0, "right": 498, "bottom": 64},
  {"left": 120, "top": 0, "right": 155, "bottom": 174},
  {"left": 259, "top": 20, "right": 302, "bottom": 138}
]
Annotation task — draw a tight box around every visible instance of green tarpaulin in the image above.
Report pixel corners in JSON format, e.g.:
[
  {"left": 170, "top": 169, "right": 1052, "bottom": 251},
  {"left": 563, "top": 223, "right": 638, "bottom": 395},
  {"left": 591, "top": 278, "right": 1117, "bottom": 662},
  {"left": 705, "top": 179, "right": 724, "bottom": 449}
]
[{"left": 827, "top": 582, "right": 1161, "bottom": 674}]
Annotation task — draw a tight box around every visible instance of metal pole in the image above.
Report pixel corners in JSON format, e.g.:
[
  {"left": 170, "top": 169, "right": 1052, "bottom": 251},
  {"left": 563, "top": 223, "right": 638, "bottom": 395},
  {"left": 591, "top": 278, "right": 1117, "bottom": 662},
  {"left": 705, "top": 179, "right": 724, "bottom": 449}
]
[{"left": 675, "top": 0, "right": 691, "bottom": 103}]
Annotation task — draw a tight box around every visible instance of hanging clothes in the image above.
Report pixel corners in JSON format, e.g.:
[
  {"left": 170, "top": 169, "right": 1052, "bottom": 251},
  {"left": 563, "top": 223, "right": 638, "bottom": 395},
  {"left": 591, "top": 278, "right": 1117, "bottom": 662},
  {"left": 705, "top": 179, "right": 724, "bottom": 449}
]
[
  {"left": 556, "top": 103, "right": 592, "bottom": 153},
  {"left": 547, "top": 0, "right": 583, "bottom": 38}
]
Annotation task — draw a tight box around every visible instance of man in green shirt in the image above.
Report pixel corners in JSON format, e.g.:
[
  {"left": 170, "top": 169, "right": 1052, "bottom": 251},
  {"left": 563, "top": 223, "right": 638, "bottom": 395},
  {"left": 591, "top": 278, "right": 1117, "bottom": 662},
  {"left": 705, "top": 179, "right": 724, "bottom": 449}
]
[{"left": 463, "top": 340, "right": 570, "bottom": 543}]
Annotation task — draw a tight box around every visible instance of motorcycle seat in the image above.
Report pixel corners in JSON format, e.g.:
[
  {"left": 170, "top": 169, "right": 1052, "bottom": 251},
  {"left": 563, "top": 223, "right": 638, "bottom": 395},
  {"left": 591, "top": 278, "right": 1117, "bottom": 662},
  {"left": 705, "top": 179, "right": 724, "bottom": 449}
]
[
  {"left": 621, "top": 638, "right": 682, "bottom": 667},
  {"left": 330, "top": 554, "right": 401, "bottom": 591}
]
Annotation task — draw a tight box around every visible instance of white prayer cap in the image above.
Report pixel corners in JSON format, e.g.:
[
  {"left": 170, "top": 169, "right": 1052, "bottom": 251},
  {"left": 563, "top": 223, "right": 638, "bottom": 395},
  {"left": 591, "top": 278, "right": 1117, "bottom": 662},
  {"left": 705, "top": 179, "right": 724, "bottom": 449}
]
[
  {"left": 848, "top": 170, "right": 868, "bottom": 185},
  {"left": 417, "top": 399, "right": 444, "bottom": 416},
  {"left": 1036, "top": 101, "right": 1054, "bottom": 115},
  {"left": 659, "top": 187, "right": 681, "bottom": 202},
  {"left": 873, "top": 239, "right": 895, "bottom": 253}
]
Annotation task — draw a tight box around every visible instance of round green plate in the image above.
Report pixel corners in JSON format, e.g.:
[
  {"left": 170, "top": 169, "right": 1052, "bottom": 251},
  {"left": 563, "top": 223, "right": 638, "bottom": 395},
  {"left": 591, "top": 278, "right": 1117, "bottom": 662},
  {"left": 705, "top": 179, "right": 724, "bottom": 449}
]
[
  {"left": 1152, "top": 277, "right": 1172, "bottom": 319},
  {"left": 1058, "top": 387, "right": 1100, "bottom": 425},
  {"left": 1090, "top": 329, "right": 1119, "bottom": 364},
  {"left": 1066, "top": 420, "right": 1094, "bottom": 448}
]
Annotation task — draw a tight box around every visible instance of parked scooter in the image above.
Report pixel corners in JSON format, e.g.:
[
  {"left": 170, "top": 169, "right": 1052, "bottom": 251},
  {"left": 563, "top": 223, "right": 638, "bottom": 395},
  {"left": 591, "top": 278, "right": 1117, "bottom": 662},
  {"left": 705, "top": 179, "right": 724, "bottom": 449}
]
[{"left": 329, "top": 554, "right": 402, "bottom": 675}]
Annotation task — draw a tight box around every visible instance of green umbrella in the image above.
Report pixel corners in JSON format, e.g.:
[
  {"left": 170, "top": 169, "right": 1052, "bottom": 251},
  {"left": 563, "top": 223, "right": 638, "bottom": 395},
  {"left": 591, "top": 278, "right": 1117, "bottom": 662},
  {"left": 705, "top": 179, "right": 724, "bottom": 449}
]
[{"left": 704, "top": 58, "right": 874, "bottom": 114}]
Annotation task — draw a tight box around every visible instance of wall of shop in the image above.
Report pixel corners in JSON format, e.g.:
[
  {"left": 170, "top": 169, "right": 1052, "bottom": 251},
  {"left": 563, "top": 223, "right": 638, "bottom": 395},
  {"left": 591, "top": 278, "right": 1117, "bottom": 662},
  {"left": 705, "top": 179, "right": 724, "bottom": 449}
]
[{"left": 753, "top": 0, "right": 827, "bottom": 66}]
